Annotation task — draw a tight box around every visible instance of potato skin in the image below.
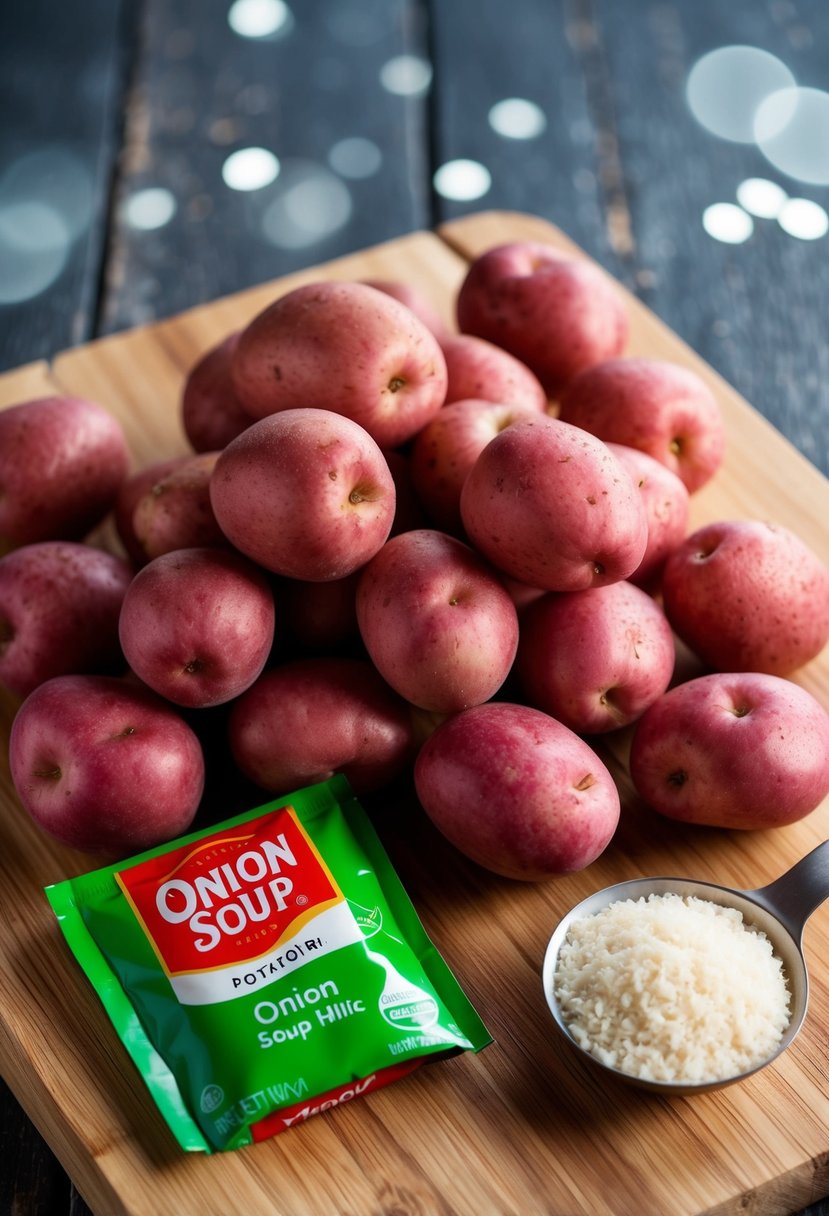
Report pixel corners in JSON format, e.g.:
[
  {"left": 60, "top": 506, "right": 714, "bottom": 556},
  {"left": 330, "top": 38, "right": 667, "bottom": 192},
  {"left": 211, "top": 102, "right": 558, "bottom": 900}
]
[
  {"left": 118, "top": 547, "right": 276, "bottom": 709},
  {"left": 0, "top": 396, "right": 129, "bottom": 551},
  {"left": 356, "top": 529, "right": 519, "bottom": 714},
  {"left": 629, "top": 673, "right": 829, "bottom": 829},
  {"left": 210, "top": 408, "right": 396, "bottom": 581},
  {"left": 9, "top": 674, "right": 205, "bottom": 853},
  {"left": 456, "top": 243, "right": 628, "bottom": 396},
  {"left": 410, "top": 397, "right": 542, "bottom": 534},
  {"left": 440, "top": 334, "right": 548, "bottom": 411},
  {"left": 230, "top": 280, "right": 448, "bottom": 449},
  {"left": 460, "top": 415, "right": 648, "bottom": 592},
  {"left": 558, "top": 358, "right": 726, "bottom": 493},
  {"left": 0, "top": 542, "right": 132, "bottom": 697},
  {"left": 181, "top": 332, "right": 252, "bottom": 452},
  {"left": 605, "top": 443, "right": 690, "bottom": 590},
  {"left": 414, "top": 702, "right": 620, "bottom": 880},
  {"left": 661, "top": 520, "right": 829, "bottom": 676},
  {"left": 228, "top": 657, "right": 415, "bottom": 795},
  {"left": 516, "top": 581, "right": 676, "bottom": 734},
  {"left": 115, "top": 457, "right": 185, "bottom": 564},
  {"left": 130, "top": 452, "right": 224, "bottom": 563}
]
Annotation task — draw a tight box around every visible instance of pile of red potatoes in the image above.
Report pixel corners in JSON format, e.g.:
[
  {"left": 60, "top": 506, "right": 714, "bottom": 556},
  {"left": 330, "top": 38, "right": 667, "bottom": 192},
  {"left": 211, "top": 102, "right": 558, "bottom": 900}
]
[{"left": 1, "top": 240, "right": 828, "bottom": 876}]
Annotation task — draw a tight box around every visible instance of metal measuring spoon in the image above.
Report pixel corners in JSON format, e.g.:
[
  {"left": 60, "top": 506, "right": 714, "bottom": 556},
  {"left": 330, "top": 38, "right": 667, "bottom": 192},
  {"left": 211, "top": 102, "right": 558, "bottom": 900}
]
[{"left": 542, "top": 840, "right": 829, "bottom": 1095}]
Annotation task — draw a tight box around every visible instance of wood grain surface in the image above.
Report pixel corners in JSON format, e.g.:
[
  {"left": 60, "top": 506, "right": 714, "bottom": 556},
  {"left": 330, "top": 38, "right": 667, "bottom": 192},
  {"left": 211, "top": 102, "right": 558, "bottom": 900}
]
[{"left": 1, "top": 212, "right": 829, "bottom": 1216}]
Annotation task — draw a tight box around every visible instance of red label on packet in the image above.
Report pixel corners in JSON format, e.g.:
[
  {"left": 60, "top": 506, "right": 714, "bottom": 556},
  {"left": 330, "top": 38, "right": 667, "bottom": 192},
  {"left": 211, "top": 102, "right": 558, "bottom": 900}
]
[
  {"left": 250, "top": 1059, "right": 424, "bottom": 1141},
  {"left": 116, "top": 804, "right": 341, "bottom": 976}
]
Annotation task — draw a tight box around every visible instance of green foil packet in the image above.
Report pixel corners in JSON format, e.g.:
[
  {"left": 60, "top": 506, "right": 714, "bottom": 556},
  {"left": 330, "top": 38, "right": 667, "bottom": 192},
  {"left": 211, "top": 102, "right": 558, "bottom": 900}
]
[{"left": 45, "top": 774, "right": 491, "bottom": 1152}]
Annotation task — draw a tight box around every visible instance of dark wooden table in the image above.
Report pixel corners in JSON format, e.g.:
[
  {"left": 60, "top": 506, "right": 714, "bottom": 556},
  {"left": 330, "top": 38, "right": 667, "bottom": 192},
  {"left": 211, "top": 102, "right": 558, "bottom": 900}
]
[{"left": 1, "top": 1, "right": 828, "bottom": 1212}]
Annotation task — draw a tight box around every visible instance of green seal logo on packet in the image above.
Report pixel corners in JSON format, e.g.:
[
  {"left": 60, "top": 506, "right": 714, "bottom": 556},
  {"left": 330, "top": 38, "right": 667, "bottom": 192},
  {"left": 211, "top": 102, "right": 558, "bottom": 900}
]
[
  {"left": 350, "top": 899, "right": 383, "bottom": 938},
  {"left": 45, "top": 775, "right": 491, "bottom": 1153}
]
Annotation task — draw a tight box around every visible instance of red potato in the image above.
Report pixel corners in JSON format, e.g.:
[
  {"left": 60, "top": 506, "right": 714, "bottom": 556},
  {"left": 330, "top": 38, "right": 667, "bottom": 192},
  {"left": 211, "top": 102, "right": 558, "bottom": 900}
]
[
  {"left": 118, "top": 547, "right": 275, "bottom": 708},
  {"left": 182, "top": 330, "right": 254, "bottom": 454},
  {"left": 231, "top": 281, "right": 448, "bottom": 449},
  {"left": 410, "top": 398, "right": 543, "bottom": 534},
  {"left": 456, "top": 242, "right": 628, "bottom": 397},
  {"left": 414, "top": 702, "right": 620, "bottom": 880},
  {"left": 228, "top": 657, "right": 416, "bottom": 795},
  {"left": 115, "top": 456, "right": 184, "bottom": 564},
  {"left": 9, "top": 674, "right": 205, "bottom": 854},
  {"left": 661, "top": 520, "right": 829, "bottom": 676},
  {"left": 460, "top": 415, "right": 648, "bottom": 592},
  {"left": 361, "top": 278, "right": 451, "bottom": 342},
  {"left": 0, "top": 396, "right": 129, "bottom": 552},
  {"left": 558, "top": 358, "right": 726, "bottom": 493},
  {"left": 125, "top": 453, "right": 224, "bottom": 563},
  {"left": 210, "top": 408, "right": 396, "bottom": 581},
  {"left": 0, "top": 542, "right": 131, "bottom": 698},
  {"left": 516, "top": 582, "right": 676, "bottom": 734},
  {"left": 181, "top": 332, "right": 253, "bottom": 452},
  {"left": 629, "top": 672, "right": 829, "bottom": 829},
  {"left": 356, "top": 529, "right": 519, "bottom": 714},
  {"left": 605, "top": 443, "right": 690, "bottom": 590},
  {"left": 440, "top": 334, "right": 548, "bottom": 411}
]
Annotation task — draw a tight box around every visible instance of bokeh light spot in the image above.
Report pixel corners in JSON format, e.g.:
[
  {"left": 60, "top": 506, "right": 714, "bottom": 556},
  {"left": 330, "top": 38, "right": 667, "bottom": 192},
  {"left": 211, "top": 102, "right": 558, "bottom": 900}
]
[
  {"left": 0, "top": 201, "right": 70, "bottom": 303},
  {"left": 379, "top": 55, "right": 432, "bottom": 97},
  {"left": 0, "top": 146, "right": 94, "bottom": 241},
  {"left": 261, "top": 162, "right": 352, "bottom": 249},
  {"left": 735, "top": 178, "right": 788, "bottom": 218},
  {"left": 488, "top": 98, "right": 547, "bottom": 140},
  {"left": 222, "top": 147, "right": 281, "bottom": 191},
  {"left": 433, "top": 159, "right": 491, "bottom": 201},
  {"left": 686, "top": 46, "right": 795, "bottom": 143},
  {"left": 778, "top": 197, "right": 829, "bottom": 240},
  {"left": 328, "top": 137, "right": 383, "bottom": 179},
  {"left": 228, "top": 0, "right": 293, "bottom": 39},
  {"left": 702, "top": 203, "right": 754, "bottom": 244},
  {"left": 123, "top": 187, "right": 177, "bottom": 230},
  {"left": 755, "top": 87, "right": 829, "bottom": 185}
]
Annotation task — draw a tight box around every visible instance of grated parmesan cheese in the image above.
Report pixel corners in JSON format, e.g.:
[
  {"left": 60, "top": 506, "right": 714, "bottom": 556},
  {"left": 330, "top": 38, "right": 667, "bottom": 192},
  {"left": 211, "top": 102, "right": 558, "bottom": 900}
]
[{"left": 553, "top": 893, "right": 791, "bottom": 1084}]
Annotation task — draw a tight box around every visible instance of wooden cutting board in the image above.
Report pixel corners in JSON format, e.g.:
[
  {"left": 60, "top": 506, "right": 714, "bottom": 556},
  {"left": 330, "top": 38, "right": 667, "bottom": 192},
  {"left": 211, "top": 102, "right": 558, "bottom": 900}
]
[{"left": 2, "top": 211, "right": 829, "bottom": 1216}]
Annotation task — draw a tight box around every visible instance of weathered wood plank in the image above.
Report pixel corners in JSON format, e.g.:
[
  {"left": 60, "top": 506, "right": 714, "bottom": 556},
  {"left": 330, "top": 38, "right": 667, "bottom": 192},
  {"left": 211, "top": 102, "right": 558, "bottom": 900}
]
[
  {"left": 0, "top": 0, "right": 133, "bottom": 373},
  {"left": 101, "top": 0, "right": 432, "bottom": 335},
  {"left": 427, "top": 0, "right": 624, "bottom": 269},
  {"left": 587, "top": 0, "right": 829, "bottom": 473}
]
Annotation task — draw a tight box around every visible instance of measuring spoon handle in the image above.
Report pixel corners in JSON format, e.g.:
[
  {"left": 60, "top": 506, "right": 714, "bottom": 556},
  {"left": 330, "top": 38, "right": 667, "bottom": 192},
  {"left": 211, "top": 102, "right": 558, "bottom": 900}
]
[{"left": 747, "top": 839, "right": 829, "bottom": 942}]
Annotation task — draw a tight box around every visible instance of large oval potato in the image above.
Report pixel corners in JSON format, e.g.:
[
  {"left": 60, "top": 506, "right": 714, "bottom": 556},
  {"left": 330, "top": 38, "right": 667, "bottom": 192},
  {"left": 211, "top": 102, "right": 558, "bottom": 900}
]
[
  {"left": 460, "top": 414, "right": 647, "bottom": 592},
  {"left": 231, "top": 280, "right": 448, "bottom": 449},
  {"left": 414, "top": 702, "right": 620, "bottom": 880},
  {"left": 210, "top": 408, "right": 396, "bottom": 581},
  {"left": 661, "top": 520, "right": 829, "bottom": 675},
  {"left": 356, "top": 529, "right": 519, "bottom": 713}
]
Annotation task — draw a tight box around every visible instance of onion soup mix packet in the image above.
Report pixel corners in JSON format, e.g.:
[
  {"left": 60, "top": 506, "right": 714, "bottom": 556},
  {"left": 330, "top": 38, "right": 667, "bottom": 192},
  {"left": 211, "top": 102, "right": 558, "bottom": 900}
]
[{"left": 46, "top": 774, "right": 491, "bottom": 1152}]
